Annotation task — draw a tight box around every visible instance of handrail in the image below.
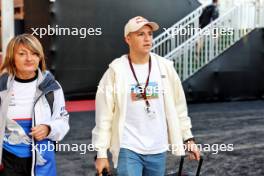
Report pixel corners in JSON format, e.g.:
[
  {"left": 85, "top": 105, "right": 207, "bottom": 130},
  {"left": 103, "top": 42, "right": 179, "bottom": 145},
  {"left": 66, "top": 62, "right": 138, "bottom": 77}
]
[
  {"left": 165, "top": 2, "right": 256, "bottom": 81},
  {"left": 151, "top": 5, "right": 205, "bottom": 57}
]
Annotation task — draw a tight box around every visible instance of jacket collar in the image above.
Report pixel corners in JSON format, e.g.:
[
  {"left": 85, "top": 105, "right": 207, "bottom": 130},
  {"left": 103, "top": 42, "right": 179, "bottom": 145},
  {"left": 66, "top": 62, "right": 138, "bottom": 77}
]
[
  {"left": 37, "top": 69, "right": 60, "bottom": 94},
  {"left": 0, "top": 69, "right": 60, "bottom": 94},
  {"left": 109, "top": 52, "right": 159, "bottom": 71}
]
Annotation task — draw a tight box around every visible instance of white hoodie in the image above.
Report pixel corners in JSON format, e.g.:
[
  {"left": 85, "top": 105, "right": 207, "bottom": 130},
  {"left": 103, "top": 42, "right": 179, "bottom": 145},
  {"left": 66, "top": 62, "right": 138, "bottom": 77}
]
[{"left": 92, "top": 52, "right": 193, "bottom": 168}]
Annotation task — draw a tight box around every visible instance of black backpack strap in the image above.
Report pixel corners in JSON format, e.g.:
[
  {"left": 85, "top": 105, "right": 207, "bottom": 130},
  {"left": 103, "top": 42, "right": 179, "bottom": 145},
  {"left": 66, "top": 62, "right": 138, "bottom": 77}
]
[
  {"left": 45, "top": 91, "right": 54, "bottom": 114},
  {"left": 45, "top": 91, "right": 59, "bottom": 152}
]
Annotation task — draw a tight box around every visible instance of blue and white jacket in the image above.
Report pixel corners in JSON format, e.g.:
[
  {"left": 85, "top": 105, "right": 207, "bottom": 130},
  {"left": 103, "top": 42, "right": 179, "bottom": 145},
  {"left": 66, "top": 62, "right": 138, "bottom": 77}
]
[{"left": 0, "top": 69, "right": 70, "bottom": 176}]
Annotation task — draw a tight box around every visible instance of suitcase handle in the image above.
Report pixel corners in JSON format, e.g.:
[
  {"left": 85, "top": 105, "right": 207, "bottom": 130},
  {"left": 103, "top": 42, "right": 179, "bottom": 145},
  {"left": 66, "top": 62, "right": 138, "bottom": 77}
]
[
  {"left": 178, "top": 155, "right": 204, "bottom": 176},
  {"left": 95, "top": 168, "right": 113, "bottom": 176}
]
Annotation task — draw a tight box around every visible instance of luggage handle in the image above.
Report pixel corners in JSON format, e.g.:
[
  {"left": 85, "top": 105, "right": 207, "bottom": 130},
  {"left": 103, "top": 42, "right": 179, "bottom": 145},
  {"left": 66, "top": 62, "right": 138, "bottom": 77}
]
[
  {"left": 178, "top": 155, "right": 204, "bottom": 176},
  {"left": 95, "top": 168, "right": 113, "bottom": 176}
]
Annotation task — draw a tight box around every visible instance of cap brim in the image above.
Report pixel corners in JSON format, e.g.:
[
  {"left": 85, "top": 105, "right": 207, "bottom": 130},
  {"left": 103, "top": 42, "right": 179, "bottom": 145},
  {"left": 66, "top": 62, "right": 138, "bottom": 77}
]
[{"left": 145, "top": 22, "right": 159, "bottom": 31}]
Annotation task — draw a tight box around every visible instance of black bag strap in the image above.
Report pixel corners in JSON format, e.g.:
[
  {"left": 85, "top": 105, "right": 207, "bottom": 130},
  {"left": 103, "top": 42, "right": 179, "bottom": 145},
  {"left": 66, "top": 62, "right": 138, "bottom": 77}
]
[
  {"left": 178, "top": 155, "right": 204, "bottom": 176},
  {"left": 45, "top": 91, "right": 54, "bottom": 114},
  {"left": 44, "top": 91, "right": 59, "bottom": 152}
]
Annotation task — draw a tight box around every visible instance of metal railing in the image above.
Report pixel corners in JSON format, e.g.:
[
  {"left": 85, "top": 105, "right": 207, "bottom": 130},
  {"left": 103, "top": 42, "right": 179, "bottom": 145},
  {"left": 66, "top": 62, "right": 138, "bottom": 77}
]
[
  {"left": 164, "top": 2, "right": 262, "bottom": 81},
  {"left": 151, "top": 5, "right": 204, "bottom": 57},
  {"left": 255, "top": 0, "right": 264, "bottom": 27}
]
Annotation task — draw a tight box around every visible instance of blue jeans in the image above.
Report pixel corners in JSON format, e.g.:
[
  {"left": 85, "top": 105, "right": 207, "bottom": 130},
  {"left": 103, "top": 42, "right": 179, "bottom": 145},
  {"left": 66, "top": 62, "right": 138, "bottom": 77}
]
[{"left": 117, "top": 148, "right": 166, "bottom": 176}]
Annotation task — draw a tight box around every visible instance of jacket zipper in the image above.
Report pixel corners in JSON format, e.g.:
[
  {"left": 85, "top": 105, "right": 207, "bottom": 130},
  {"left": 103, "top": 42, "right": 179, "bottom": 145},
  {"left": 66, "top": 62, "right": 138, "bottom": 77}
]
[{"left": 31, "top": 92, "right": 45, "bottom": 176}]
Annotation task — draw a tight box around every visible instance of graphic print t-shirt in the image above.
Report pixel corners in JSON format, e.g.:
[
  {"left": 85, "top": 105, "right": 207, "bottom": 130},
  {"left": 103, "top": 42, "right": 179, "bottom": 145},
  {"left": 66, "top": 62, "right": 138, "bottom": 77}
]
[
  {"left": 3, "top": 76, "right": 37, "bottom": 158},
  {"left": 121, "top": 56, "right": 168, "bottom": 154}
]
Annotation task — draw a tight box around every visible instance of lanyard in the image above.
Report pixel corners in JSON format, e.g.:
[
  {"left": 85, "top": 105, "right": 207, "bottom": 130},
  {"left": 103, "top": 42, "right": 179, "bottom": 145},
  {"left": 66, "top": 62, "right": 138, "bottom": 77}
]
[{"left": 128, "top": 55, "right": 152, "bottom": 107}]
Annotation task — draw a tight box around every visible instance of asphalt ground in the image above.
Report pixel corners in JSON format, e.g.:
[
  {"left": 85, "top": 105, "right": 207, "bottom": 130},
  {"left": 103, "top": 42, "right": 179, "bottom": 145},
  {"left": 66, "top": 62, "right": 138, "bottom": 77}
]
[{"left": 56, "top": 100, "right": 264, "bottom": 176}]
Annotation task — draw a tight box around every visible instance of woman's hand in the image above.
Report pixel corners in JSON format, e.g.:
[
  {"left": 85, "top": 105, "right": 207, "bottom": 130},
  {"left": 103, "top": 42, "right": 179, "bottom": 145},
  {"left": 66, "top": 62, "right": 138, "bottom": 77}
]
[{"left": 30, "top": 124, "right": 51, "bottom": 141}]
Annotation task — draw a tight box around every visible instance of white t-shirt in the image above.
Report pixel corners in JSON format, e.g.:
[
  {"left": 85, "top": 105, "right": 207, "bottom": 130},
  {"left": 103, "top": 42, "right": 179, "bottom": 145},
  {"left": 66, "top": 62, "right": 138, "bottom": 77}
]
[
  {"left": 121, "top": 56, "right": 168, "bottom": 154},
  {"left": 7, "top": 78, "right": 37, "bottom": 121}
]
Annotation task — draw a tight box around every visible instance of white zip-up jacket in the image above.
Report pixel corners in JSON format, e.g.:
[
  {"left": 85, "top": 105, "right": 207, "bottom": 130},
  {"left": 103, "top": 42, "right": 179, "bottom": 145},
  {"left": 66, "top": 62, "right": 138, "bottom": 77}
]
[
  {"left": 92, "top": 52, "right": 194, "bottom": 168},
  {"left": 0, "top": 69, "right": 70, "bottom": 175}
]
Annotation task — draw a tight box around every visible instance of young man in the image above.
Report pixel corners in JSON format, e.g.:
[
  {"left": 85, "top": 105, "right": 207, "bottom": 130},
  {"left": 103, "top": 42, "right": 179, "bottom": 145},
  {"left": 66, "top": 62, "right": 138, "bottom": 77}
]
[{"left": 92, "top": 16, "right": 200, "bottom": 176}]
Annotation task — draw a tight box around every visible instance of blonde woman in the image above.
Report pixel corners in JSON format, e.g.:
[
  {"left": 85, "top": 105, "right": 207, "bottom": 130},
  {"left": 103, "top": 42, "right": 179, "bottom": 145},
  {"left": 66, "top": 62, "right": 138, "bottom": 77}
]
[{"left": 0, "top": 34, "right": 69, "bottom": 176}]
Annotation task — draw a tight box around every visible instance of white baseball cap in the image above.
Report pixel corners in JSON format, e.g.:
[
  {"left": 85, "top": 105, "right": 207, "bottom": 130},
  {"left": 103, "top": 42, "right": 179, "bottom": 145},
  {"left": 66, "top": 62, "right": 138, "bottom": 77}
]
[{"left": 124, "top": 16, "right": 159, "bottom": 37}]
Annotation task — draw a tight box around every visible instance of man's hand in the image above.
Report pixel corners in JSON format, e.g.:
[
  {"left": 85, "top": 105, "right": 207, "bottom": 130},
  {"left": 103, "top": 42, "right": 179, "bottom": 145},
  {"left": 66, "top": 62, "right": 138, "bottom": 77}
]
[
  {"left": 95, "top": 158, "right": 110, "bottom": 176},
  {"left": 30, "top": 124, "right": 50, "bottom": 141},
  {"left": 185, "top": 140, "right": 201, "bottom": 160}
]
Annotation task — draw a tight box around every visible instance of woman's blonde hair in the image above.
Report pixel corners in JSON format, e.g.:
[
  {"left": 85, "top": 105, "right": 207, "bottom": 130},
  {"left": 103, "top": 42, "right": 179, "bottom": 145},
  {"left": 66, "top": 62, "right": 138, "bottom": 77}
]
[{"left": 0, "top": 34, "right": 46, "bottom": 75}]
